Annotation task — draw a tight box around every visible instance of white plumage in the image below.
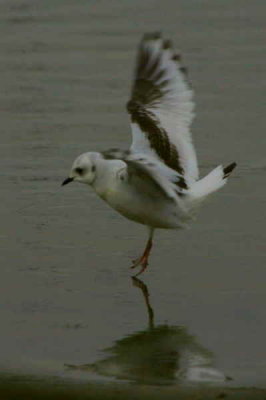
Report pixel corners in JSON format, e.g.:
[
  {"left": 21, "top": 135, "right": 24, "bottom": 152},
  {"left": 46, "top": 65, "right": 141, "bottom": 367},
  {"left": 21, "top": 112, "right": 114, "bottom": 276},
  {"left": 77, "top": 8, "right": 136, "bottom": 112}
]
[{"left": 62, "top": 33, "right": 236, "bottom": 276}]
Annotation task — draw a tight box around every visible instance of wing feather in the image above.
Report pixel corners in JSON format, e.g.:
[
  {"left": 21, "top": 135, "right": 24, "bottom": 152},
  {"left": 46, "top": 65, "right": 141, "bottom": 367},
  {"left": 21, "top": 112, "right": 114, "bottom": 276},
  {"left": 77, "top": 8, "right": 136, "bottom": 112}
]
[
  {"left": 127, "top": 33, "right": 198, "bottom": 187},
  {"left": 101, "top": 149, "right": 188, "bottom": 196}
]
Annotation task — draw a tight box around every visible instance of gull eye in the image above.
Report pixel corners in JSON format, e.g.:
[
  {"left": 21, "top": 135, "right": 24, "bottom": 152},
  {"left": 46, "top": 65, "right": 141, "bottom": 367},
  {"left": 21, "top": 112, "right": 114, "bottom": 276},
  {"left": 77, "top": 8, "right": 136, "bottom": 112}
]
[{"left": 75, "top": 167, "right": 84, "bottom": 175}]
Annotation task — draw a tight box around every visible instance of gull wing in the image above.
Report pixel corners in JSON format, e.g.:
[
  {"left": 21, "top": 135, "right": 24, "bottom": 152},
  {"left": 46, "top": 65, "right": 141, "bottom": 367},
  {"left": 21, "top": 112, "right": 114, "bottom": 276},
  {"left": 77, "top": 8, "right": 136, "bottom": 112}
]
[
  {"left": 124, "top": 159, "right": 178, "bottom": 201},
  {"left": 127, "top": 33, "right": 199, "bottom": 187},
  {"left": 102, "top": 149, "right": 188, "bottom": 196}
]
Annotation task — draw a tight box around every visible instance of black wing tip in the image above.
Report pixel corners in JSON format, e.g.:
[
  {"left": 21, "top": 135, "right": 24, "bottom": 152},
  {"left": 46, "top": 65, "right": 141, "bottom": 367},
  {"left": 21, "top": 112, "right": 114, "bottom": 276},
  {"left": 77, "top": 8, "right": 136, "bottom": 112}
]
[
  {"left": 142, "top": 33, "right": 173, "bottom": 49},
  {"left": 223, "top": 162, "right": 237, "bottom": 178},
  {"left": 179, "top": 66, "right": 188, "bottom": 76},
  {"left": 139, "top": 33, "right": 189, "bottom": 80},
  {"left": 172, "top": 53, "right": 181, "bottom": 62},
  {"left": 142, "top": 33, "right": 189, "bottom": 80},
  {"left": 163, "top": 39, "right": 172, "bottom": 49},
  {"left": 126, "top": 99, "right": 139, "bottom": 115},
  {"left": 175, "top": 176, "right": 188, "bottom": 190}
]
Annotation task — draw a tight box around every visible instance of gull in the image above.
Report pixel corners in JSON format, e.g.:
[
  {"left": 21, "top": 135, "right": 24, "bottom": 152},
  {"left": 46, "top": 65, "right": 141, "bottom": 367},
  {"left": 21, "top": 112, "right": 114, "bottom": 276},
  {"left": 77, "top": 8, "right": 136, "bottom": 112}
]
[{"left": 62, "top": 33, "right": 236, "bottom": 276}]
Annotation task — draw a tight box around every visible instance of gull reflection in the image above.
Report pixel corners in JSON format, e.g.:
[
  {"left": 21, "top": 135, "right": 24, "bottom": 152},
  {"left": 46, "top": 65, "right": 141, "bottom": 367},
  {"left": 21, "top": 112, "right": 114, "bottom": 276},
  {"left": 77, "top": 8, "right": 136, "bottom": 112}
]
[{"left": 66, "top": 277, "right": 230, "bottom": 385}]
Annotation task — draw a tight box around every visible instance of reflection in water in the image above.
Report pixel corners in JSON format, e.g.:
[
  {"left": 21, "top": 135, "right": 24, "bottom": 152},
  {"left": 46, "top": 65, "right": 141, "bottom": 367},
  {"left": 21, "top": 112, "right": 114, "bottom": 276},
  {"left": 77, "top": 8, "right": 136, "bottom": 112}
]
[{"left": 66, "top": 278, "right": 230, "bottom": 385}]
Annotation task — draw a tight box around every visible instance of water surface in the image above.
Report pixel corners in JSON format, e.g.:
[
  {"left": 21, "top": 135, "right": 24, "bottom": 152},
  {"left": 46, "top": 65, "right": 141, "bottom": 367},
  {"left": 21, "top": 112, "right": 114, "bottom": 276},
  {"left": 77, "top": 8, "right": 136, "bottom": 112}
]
[{"left": 1, "top": 0, "right": 266, "bottom": 398}]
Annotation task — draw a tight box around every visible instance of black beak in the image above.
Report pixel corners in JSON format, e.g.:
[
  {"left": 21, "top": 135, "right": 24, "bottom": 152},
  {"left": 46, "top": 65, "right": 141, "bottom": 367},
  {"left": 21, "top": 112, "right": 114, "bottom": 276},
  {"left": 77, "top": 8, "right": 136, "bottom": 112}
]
[{"left": 61, "top": 177, "right": 74, "bottom": 186}]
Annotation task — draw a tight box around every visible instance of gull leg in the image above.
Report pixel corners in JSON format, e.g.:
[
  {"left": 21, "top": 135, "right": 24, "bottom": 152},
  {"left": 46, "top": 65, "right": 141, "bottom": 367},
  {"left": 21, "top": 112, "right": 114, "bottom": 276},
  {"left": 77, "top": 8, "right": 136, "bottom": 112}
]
[{"left": 131, "top": 228, "right": 154, "bottom": 276}]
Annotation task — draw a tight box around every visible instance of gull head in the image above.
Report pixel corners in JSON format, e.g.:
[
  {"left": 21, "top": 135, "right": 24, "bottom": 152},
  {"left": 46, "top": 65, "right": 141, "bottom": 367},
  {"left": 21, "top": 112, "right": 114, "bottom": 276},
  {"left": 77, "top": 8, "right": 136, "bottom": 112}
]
[{"left": 62, "top": 152, "right": 100, "bottom": 186}]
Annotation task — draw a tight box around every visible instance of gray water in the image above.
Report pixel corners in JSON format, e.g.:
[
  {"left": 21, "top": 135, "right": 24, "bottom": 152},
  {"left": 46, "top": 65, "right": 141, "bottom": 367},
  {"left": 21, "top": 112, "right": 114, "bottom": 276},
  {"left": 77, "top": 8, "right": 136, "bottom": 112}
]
[{"left": 1, "top": 0, "right": 266, "bottom": 398}]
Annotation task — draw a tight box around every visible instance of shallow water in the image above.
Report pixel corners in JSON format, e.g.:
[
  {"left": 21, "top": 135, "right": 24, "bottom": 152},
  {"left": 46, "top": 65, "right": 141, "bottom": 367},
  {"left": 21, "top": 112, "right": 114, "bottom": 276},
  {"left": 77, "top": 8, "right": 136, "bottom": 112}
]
[{"left": 1, "top": 0, "right": 266, "bottom": 398}]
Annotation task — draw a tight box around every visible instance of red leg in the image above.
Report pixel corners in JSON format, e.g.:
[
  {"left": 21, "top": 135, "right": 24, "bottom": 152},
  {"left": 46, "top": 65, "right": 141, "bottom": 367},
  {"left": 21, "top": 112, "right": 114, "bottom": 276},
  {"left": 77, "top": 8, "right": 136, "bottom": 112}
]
[{"left": 131, "top": 228, "right": 154, "bottom": 276}]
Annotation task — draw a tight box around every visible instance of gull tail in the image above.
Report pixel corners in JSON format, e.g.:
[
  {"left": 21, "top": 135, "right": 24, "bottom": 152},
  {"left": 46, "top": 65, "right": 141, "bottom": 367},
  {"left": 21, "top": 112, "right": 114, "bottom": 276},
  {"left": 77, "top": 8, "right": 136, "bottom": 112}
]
[{"left": 185, "top": 162, "right": 237, "bottom": 208}]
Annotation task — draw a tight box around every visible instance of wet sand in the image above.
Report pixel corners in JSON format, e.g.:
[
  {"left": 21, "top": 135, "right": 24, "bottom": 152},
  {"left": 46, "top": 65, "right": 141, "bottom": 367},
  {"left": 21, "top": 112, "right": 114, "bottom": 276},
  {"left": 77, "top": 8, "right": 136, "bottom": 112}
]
[
  {"left": 1, "top": 0, "right": 266, "bottom": 398},
  {"left": 0, "top": 374, "right": 266, "bottom": 400}
]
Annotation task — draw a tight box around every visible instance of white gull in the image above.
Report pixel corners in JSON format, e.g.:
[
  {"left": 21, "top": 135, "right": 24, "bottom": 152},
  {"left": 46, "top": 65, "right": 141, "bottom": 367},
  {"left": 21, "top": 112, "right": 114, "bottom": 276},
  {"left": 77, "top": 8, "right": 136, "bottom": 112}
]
[{"left": 62, "top": 33, "right": 236, "bottom": 276}]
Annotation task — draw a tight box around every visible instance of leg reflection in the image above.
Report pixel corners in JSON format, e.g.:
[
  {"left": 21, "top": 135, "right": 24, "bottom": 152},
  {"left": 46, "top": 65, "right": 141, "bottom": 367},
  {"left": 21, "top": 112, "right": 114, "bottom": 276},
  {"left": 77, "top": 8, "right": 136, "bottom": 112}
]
[
  {"left": 132, "top": 276, "right": 154, "bottom": 330},
  {"left": 65, "top": 277, "right": 231, "bottom": 384}
]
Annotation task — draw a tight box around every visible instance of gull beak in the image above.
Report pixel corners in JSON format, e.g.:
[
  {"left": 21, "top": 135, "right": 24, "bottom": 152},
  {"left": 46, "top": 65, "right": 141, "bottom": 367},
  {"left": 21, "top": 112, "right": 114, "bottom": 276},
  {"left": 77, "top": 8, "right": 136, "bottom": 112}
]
[{"left": 61, "top": 177, "right": 74, "bottom": 186}]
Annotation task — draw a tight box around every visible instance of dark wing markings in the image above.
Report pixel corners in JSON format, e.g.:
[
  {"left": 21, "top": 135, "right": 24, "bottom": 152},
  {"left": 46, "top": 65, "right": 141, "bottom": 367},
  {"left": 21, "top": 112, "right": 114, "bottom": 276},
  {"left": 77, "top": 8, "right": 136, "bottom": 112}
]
[{"left": 127, "top": 33, "right": 190, "bottom": 177}]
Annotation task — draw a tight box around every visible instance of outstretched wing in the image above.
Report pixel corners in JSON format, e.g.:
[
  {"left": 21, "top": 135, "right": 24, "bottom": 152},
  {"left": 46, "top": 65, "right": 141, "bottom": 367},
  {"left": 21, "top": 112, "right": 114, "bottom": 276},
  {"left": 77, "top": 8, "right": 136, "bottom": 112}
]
[{"left": 127, "top": 32, "right": 198, "bottom": 187}]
